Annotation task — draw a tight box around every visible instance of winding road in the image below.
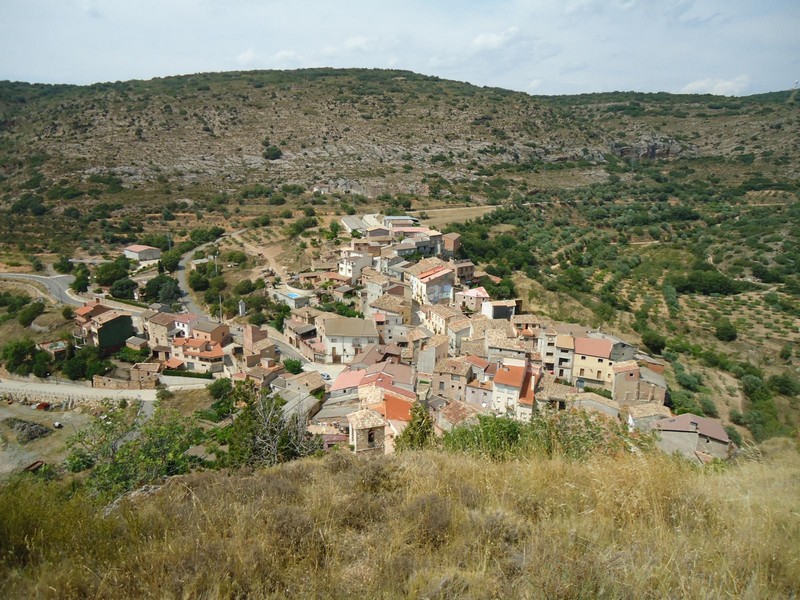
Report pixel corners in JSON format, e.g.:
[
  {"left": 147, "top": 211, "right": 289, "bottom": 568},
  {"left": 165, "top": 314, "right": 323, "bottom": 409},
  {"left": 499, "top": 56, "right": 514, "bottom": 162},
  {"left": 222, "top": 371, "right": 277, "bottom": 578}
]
[{"left": 0, "top": 273, "right": 81, "bottom": 306}]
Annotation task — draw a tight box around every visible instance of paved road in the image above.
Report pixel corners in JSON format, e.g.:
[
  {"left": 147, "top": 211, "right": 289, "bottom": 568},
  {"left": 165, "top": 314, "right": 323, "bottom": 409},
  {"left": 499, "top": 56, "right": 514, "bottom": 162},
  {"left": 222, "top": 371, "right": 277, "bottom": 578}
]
[
  {"left": 0, "top": 273, "right": 81, "bottom": 306},
  {"left": 174, "top": 231, "right": 245, "bottom": 317},
  {"left": 0, "top": 378, "right": 158, "bottom": 402}
]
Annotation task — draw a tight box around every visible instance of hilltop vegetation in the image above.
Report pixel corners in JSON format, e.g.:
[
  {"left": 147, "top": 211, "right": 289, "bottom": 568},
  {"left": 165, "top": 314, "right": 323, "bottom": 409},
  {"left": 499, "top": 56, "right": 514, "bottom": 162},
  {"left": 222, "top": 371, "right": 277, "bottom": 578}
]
[
  {"left": 2, "top": 440, "right": 799, "bottom": 599},
  {"left": 0, "top": 68, "right": 798, "bottom": 262}
]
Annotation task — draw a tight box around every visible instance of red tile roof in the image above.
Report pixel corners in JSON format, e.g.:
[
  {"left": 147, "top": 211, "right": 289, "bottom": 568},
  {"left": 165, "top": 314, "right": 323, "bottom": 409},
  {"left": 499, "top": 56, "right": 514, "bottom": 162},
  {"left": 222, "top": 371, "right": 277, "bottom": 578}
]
[
  {"left": 494, "top": 365, "right": 526, "bottom": 389},
  {"left": 574, "top": 337, "right": 613, "bottom": 359}
]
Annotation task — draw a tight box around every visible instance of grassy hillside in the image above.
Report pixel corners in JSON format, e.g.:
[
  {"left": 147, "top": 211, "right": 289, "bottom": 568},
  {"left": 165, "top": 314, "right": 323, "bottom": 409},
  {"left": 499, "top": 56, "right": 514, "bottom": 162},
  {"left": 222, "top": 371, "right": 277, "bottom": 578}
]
[{"left": 1, "top": 442, "right": 798, "bottom": 599}]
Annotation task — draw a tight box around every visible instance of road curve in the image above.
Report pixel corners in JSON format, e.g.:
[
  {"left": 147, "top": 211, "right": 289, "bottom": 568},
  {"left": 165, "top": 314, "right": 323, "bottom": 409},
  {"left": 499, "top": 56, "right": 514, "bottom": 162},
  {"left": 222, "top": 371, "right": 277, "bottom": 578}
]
[{"left": 0, "top": 273, "right": 82, "bottom": 306}]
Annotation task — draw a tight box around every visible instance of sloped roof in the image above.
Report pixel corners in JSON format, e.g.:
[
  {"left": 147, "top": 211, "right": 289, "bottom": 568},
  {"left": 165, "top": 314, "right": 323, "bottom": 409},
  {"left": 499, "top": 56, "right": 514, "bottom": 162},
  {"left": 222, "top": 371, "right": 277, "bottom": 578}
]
[
  {"left": 324, "top": 317, "right": 378, "bottom": 338},
  {"left": 654, "top": 413, "right": 729, "bottom": 443},
  {"left": 439, "top": 401, "right": 481, "bottom": 427},
  {"left": 458, "top": 286, "right": 490, "bottom": 298},
  {"left": 434, "top": 358, "right": 472, "bottom": 377},
  {"left": 494, "top": 365, "right": 526, "bottom": 389},
  {"left": 347, "top": 408, "right": 386, "bottom": 429},
  {"left": 574, "top": 337, "right": 613, "bottom": 359},
  {"left": 124, "top": 244, "right": 160, "bottom": 253},
  {"left": 627, "top": 403, "right": 672, "bottom": 420}
]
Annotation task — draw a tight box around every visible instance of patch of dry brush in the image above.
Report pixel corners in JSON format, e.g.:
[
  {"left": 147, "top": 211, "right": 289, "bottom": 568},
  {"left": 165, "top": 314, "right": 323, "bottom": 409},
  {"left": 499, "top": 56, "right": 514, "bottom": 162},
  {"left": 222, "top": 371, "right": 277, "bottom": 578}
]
[{"left": 1, "top": 440, "right": 799, "bottom": 598}]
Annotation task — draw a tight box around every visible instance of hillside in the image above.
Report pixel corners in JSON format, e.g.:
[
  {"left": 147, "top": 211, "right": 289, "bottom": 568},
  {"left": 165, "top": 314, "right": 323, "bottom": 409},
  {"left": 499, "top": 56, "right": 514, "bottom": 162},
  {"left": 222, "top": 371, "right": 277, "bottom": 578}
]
[
  {"left": 2, "top": 443, "right": 799, "bottom": 599},
  {"left": 0, "top": 69, "right": 798, "bottom": 259}
]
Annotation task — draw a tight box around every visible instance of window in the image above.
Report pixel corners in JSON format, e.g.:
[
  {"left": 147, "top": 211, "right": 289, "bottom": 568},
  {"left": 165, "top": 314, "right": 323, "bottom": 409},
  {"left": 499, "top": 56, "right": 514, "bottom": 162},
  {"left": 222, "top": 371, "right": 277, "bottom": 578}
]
[
  {"left": 439, "top": 381, "right": 445, "bottom": 391},
  {"left": 367, "top": 429, "right": 376, "bottom": 447},
  {"left": 581, "top": 356, "right": 586, "bottom": 360},
  {"left": 452, "top": 375, "right": 460, "bottom": 382},
  {"left": 597, "top": 358, "right": 603, "bottom": 363},
  {"left": 330, "top": 338, "right": 337, "bottom": 343},
  {"left": 579, "top": 368, "right": 585, "bottom": 376}
]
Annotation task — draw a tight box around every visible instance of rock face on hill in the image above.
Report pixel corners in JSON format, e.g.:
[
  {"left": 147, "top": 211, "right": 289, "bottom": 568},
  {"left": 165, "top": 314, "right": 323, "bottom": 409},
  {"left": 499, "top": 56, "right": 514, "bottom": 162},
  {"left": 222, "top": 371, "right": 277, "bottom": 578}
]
[{"left": 0, "top": 69, "right": 796, "bottom": 196}]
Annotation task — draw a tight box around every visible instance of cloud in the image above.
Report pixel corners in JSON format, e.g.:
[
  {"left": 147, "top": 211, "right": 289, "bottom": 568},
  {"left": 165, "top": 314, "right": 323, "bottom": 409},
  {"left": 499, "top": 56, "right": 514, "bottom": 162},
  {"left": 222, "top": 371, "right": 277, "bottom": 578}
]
[
  {"left": 527, "top": 78, "right": 543, "bottom": 91},
  {"left": 269, "top": 50, "right": 303, "bottom": 68},
  {"left": 680, "top": 74, "right": 750, "bottom": 95},
  {"left": 471, "top": 26, "right": 519, "bottom": 51},
  {"left": 344, "top": 36, "right": 370, "bottom": 52},
  {"left": 236, "top": 49, "right": 256, "bottom": 66},
  {"left": 80, "top": 0, "right": 103, "bottom": 19}
]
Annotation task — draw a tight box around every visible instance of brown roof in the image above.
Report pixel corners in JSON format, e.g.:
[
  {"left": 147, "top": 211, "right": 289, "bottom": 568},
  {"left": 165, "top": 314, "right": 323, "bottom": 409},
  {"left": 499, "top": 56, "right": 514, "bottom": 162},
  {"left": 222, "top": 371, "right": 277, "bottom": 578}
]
[
  {"left": 654, "top": 413, "right": 730, "bottom": 444},
  {"left": 324, "top": 317, "right": 379, "bottom": 338},
  {"left": 627, "top": 403, "right": 672, "bottom": 420},
  {"left": 434, "top": 358, "right": 472, "bottom": 377},
  {"left": 347, "top": 408, "right": 386, "bottom": 429},
  {"left": 439, "top": 400, "right": 481, "bottom": 427},
  {"left": 613, "top": 360, "right": 640, "bottom": 374},
  {"left": 148, "top": 312, "right": 178, "bottom": 327}
]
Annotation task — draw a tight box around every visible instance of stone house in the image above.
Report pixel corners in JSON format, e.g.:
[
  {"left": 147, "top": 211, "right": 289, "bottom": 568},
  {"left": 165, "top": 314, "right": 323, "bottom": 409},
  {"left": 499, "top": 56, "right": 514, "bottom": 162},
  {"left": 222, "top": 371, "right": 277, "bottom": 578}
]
[
  {"left": 653, "top": 413, "right": 732, "bottom": 462},
  {"left": 347, "top": 408, "right": 386, "bottom": 455},
  {"left": 432, "top": 358, "right": 473, "bottom": 402},
  {"left": 611, "top": 361, "right": 668, "bottom": 406}
]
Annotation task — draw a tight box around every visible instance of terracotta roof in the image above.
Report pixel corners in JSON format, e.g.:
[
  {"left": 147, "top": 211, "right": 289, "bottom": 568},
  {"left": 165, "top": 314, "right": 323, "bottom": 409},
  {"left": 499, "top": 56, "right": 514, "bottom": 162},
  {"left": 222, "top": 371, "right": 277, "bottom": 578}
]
[
  {"left": 164, "top": 358, "right": 184, "bottom": 369},
  {"left": 458, "top": 286, "right": 490, "bottom": 298},
  {"left": 465, "top": 355, "right": 490, "bottom": 370},
  {"left": 654, "top": 413, "right": 729, "bottom": 443},
  {"left": 574, "top": 337, "right": 613, "bottom": 359},
  {"left": 93, "top": 310, "right": 129, "bottom": 325},
  {"left": 494, "top": 365, "right": 526, "bottom": 389},
  {"left": 370, "top": 395, "right": 414, "bottom": 422},
  {"left": 124, "top": 244, "right": 160, "bottom": 253}
]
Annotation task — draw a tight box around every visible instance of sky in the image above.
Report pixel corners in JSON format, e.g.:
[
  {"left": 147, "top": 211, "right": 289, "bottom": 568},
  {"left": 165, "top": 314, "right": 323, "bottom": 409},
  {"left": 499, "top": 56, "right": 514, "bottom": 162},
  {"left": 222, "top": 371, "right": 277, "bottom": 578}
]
[{"left": 1, "top": 0, "right": 798, "bottom": 96}]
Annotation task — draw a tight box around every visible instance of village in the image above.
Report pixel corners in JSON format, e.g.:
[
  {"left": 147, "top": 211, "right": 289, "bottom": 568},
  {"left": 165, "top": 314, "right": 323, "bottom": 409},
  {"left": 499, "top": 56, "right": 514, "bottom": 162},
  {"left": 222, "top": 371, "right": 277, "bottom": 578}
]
[{"left": 71, "top": 212, "right": 734, "bottom": 464}]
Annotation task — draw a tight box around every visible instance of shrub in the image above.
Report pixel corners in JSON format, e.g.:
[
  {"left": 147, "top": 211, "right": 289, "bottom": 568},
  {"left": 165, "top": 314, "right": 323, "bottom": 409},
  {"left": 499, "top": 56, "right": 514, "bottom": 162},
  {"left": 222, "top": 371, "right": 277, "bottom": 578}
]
[
  {"left": 714, "top": 318, "right": 738, "bottom": 342},
  {"left": 641, "top": 330, "right": 666, "bottom": 355}
]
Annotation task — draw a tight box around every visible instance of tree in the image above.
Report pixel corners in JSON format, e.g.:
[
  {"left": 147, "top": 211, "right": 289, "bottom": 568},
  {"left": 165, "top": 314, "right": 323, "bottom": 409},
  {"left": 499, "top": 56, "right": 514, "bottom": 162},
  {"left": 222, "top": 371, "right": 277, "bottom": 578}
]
[
  {"left": 159, "top": 249, "right": 181, "bottom": 273},
  {"left": 714, "top": 318, "right": 737, "bottom": 342},
  {"left": 226, "top": 385, "right": 321, "bottom": 468},
  {"left": 53, "top": 256, "right": 73, "bottom": 274},
  {"left": 67, "top": 405, "right": 201, "bottom": 499},
  {"left": 395, "top": 403, "right": 435, "bottom": 451},
  {"left": 641, "top": 330, "right": 666, "bottom": 355},
  {"left": 188, "top": 270, "right": 210, "bottom": 291},
  {"left": 70, "top": 271, "right": 89, "bottom": 293},
  {"left": 17, "top": 302, "right": 45, "bottom": 327},
  {"left": 94, "top": 260, "right": 129, "bottom": 287},
  {"left": 2, "top": 339, "right": 38, "bottom": 375},
  {"left": 157, "top": 278, "right": 181, "bottom": 304},
  {"left": 110, "top": 277, "right": 138, "bottom": 300},
  {"left": 283, "top": 358, "right": 303, "bottom": 375},
  {"left": 262, "top": 145, "right": 282, "bottom": 160},
  {"left": 144, "top": 274, "right": 180, "bottom": 303},
  {"left": 62, "top": 306, "right": 75, "bottom": 320}
]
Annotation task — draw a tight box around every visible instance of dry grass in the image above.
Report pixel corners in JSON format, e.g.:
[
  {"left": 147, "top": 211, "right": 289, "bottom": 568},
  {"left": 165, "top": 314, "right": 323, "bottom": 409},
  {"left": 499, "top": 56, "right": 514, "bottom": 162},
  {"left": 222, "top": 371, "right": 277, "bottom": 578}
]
[{"left": 1, "top": 441, "right": 799, "bottom": 599}]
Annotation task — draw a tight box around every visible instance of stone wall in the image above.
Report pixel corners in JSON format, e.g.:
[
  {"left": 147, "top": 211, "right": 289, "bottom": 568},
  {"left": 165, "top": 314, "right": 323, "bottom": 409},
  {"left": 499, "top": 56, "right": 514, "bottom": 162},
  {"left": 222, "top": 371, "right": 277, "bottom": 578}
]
[{"left": 93, "top": 373, "right": 158, "bottom": 390}]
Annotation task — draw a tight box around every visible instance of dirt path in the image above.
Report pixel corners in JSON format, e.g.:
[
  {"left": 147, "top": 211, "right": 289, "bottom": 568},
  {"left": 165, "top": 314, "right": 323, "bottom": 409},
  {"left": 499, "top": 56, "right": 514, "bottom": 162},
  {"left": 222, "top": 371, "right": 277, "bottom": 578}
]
[{"left": 410, "top": 205, "right": 497, "bottom": 227}]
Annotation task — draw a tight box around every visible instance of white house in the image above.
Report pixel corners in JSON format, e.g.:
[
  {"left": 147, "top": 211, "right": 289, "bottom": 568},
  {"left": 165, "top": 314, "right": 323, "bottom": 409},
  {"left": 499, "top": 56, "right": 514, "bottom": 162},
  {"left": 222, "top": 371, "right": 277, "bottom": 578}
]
[
  {"left": 123, "top": 244, "right": 162, "bottom": 262},
  {"left": 320, "top": 317, "right": 380, "bottom": 364}
]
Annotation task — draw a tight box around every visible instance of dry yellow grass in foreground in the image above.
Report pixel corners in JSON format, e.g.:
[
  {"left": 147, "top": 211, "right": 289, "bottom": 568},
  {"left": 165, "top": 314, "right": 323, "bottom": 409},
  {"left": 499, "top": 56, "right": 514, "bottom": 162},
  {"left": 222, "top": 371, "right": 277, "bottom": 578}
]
[{"left": 2, "top": 440, "right": 799, "bottom": 599}]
